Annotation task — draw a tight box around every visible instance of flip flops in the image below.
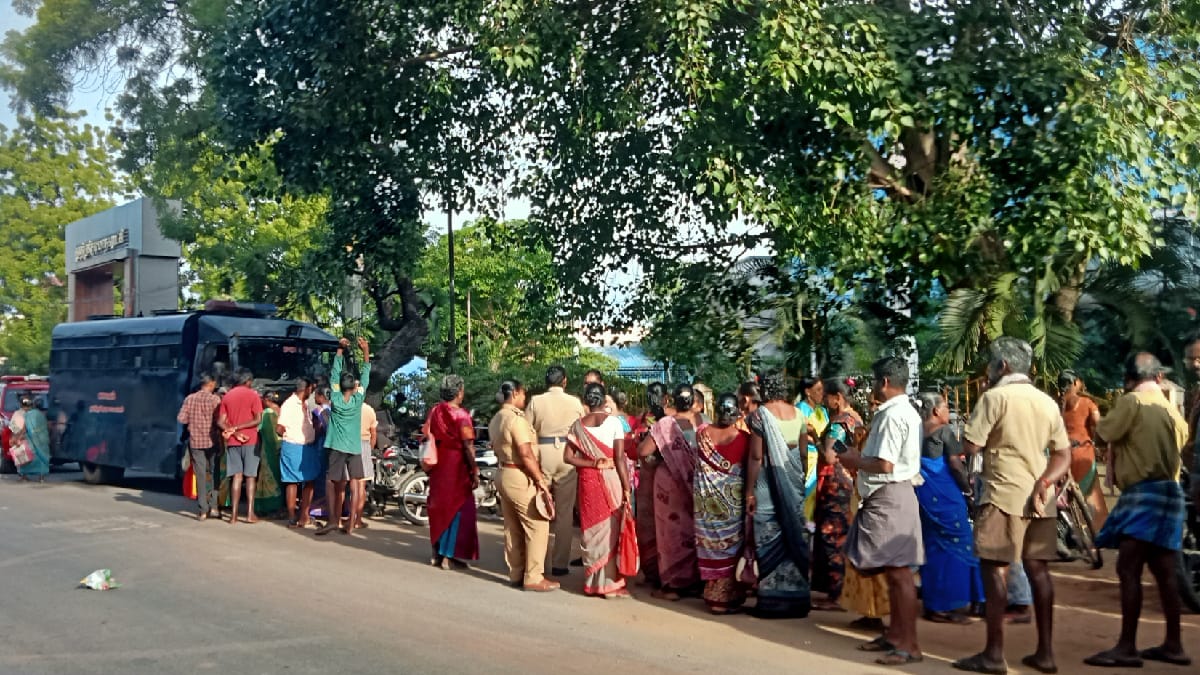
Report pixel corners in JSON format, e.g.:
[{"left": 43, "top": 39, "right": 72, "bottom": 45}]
[
  {"left": 876, "top": 649, "right": 923, "bottom": 666},
  {"left": 952, "top": 653, "right": 1008, "bottom": 674},
  {"left": 1082, "top": 650, "right": 1143, "bottom": 669},
  {"left": 1140, "top": 646, "right": 1192, "bottom": 666}
]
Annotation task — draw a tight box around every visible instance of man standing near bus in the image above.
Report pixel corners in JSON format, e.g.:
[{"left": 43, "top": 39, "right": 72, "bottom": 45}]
[
  {"left": 278, "top": 377, "right": 318, "bottom": 528},
  {"left": 354, "top": 397, "right": 378, "bottom": 530},
  {"left": 316, "top": 337, "right": 371, "bottom": 536},
  {"left": 219, "top": 368, "right": 265, "bottom": 525},
  {"left": 177, "top": 374, "right": 221, "bottom": 521}
]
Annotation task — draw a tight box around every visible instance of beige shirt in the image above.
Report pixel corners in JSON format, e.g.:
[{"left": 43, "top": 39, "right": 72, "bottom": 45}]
[
  {"left": 964, "top": 376, "right": 1069, "bottom": 517},
  {"left": 1096, "top": 389, "right": 1188, "bottom": 489},
  {"left": 526, "top": 387, "right": 584, "bottom": 441},
  {"left": 360, "top": 403, "right": 378, "bottom": 443},
  {"left": 278, "top": 393, "right": 315, "bottom": 445},
  {"left": 489, "top": 404, "right": 537, "bottom": 465}
]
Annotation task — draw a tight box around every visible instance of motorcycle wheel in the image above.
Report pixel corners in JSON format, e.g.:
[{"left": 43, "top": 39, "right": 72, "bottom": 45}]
[{"left": 399, "top": 473, "right": 430, "bottom": 527}]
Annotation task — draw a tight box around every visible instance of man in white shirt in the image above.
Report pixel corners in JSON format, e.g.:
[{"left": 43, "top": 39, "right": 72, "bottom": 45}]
[
  {"left": 277, "top": 378, "right": 317, "bottom": 528},
  {"left": 842, "top": 356, "right": 924, "bottom": 666}
]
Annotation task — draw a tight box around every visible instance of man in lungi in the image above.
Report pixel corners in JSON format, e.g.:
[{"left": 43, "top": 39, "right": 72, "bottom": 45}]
[
  {"left": 842, "top": 356, "right": 925, "bottom": 666},
  {"left": 1083, "top": 353, "right": 1191, "bottom": 669},
  {"left": 954, "top": 337, "right": 1070, "bottom": 675}
]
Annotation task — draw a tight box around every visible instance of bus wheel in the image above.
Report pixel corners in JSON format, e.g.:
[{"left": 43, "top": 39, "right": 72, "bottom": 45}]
[
  {"left": 0, "top": 455, "right": 15, "bottom": 474},
  {"left": 81, "top": 462, "right": 125, "bottom": 485}
]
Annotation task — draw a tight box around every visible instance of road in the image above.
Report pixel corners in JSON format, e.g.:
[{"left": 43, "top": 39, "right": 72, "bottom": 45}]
[{"left": 0, "top": 469, "right": 1196, "bottom": 675}]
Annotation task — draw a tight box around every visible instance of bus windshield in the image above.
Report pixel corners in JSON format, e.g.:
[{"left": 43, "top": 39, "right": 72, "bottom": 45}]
[{"left": 236, "top": 340, "right": 335, "bottom": 384}]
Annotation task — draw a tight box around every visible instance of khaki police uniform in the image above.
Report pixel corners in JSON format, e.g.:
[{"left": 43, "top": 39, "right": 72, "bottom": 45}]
[
  {"left": 489, "top": 403, "right": 550, "bottom": 586},
  {"left": 526, "top": 386, "right": 585, "bottom": 571}
]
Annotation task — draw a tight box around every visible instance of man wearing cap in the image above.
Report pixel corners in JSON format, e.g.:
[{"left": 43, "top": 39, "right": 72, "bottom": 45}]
[
  {"left": 1084, "top": 353, "right": 1190, "bottom": 669},
  {"left": 526, "top": 365, "right": 584, "bottom": 577}
]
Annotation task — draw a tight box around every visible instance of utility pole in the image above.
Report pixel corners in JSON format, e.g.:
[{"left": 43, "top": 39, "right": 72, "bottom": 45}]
[
  {"left": 447, "top": 201, "right": 457, "bottom": 370},
  {"left": 466, "top": 288, "right": 473, "bottom": 365}
]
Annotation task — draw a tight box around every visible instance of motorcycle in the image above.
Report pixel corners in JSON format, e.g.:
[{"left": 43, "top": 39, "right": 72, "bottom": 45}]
[
  {"left": 397, "top": 444, "right": 500, "bottom": 527},
  {"left": 367, "top": 440, "right": 422, "bottom": 522}
]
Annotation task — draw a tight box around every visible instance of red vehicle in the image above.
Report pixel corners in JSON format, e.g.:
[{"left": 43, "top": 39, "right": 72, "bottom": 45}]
[{"left": 0, "top": 375, "right": 51, "bottom": 473}]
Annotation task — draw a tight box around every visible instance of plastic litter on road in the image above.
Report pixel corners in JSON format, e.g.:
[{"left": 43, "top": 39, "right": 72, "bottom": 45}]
[{"left": 79, "top": 569, "right": 120, "bottom": 590}]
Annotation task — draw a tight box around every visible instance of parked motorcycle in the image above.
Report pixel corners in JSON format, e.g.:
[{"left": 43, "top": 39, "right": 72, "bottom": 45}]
[
  {"left": 367, "top": 440, "right": 421, "bottom": 521},
  {"left": 397, "top": 444, "right": 500, "bottom": 527}
]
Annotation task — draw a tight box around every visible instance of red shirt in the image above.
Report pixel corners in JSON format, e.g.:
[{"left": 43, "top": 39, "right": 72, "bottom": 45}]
[{"left": 218, "top": 385, "right": 263, "bottom": 447}]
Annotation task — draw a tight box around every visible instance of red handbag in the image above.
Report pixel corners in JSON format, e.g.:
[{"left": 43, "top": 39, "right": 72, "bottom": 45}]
[{"left": 617, "top": 505, "right": 640, "bottom": 577}]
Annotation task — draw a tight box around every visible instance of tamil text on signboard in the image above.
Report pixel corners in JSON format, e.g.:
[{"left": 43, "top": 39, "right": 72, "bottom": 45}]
[{"left": 74, "top": 229, "right": 130, "bottom": 263}]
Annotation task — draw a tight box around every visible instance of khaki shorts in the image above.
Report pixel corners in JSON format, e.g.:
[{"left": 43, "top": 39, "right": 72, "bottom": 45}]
[{"left": 974, "top": 504, "right": 1057, "bottom": 563}]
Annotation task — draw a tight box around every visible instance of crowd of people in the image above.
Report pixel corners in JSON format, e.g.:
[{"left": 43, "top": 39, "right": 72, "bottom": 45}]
[
  {"left": 175, "top": 336, "right": 378, "bottom": 532},
  {"left": 155, "top": 333, "right": 1199, "bottom": 671}
]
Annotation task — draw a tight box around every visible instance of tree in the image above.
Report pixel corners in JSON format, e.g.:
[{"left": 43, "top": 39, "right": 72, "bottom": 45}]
[
  {"left": 415, "top": 219, "right": 576, "bottom": 371},
  {"left": 0, "top": 111, "right": 125, "bottom": 373},
  {"left": 493, "top": 1, "right": 1200, "bottom": 350}
]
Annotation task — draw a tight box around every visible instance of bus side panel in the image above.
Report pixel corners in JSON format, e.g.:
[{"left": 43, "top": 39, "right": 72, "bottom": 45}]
[
  {"left": 52, "top": 372, "right": 131, "bottom": 469},
  {"left": 127, "top": 367, "right": 189, "bottom": 475}
]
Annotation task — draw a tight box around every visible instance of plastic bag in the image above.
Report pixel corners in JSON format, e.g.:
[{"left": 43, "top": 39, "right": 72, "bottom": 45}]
[
  {"left": 737, "top": 516, "right": 758, "bottom": 586},
  {"left": 419, "top": 437, "right": 437, "bottom": 471},
  {"left": 617, "top": 505, "right": 639, "bottom": 577},
  {"left": 10, "top": 440, "right": 33, "bottom": 467},
  {"left": 80, "top": 569, "right": 120, "bottom": 590},
  {"left": 182, "top": 465, "right": 197, "bottom": 500}
]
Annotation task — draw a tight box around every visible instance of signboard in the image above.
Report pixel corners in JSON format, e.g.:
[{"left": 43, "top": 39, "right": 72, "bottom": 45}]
[{"left": 74, "top": 228, "right": 129, "bottom": 263}]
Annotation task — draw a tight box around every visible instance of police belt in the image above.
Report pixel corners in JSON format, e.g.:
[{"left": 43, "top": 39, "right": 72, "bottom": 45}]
[{"left": 538, "top": 436, "right": 568, "bottom": 445}]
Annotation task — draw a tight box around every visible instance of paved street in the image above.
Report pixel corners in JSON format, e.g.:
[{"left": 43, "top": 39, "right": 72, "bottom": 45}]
[{"left": 0, "top": 469, "right": 1196, "bottom": 675}]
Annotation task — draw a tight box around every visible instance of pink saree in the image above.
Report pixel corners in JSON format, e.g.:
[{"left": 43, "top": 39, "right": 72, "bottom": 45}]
[{"left": 649, "top": 416, "right": 699, "bottom": 591}]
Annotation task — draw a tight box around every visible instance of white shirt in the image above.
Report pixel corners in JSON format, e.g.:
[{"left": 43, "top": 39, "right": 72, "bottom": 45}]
[
  {"left": 859, "top": 394, "right": 923, "bottom": 499},
  {"left": 278, "top": 394, "right": 316, "bottom": 445}
]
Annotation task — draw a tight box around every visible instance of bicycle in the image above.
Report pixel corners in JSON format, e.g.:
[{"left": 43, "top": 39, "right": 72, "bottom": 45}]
[{"left": 1055, "top": 476, "right": 1103, "bottom": 570}]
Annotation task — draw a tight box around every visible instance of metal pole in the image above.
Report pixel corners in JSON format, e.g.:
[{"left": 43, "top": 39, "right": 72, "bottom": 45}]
[
  {"left": 466, "top": 288, "right": 473, "bottom": 366},
  {"left": 447, "top": 203, "right": 457, "bottom": 370}
]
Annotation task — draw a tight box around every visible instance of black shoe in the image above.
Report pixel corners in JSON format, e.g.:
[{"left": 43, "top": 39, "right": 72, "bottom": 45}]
[
  {"left": 569, "top": 557, "right": 584, "bottom": 567},
  {"left": 551, "top": 567, "right": 570, "bottom": 577}
]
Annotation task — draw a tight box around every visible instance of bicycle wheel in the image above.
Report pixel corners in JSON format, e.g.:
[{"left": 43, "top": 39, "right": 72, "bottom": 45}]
[{"left": 1065, "top": 481, "right": 1103, "bottom": 570}]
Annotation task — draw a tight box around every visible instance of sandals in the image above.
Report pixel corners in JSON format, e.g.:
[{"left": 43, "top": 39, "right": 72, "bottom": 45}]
[
  {"left": 925, "top": 611, "right": 973, "bottom": 625},
  {"left": 952, "top": 653, "right": 1008, "bottom": 674},
  {"left": 1141, "top": 646, "right": 1192, "bottom": 666},
  {"left": 859, "top": 636, "right": 895, "bottom": 653},
  {"left": 876, "top": 649, "right": 923, "bottom": 666},
  {"left": 603, "top": 589, "right": 632, "bottom": 599},
  {"left": 1083, "top": 650, "right": 1143, "bottom": 669}
]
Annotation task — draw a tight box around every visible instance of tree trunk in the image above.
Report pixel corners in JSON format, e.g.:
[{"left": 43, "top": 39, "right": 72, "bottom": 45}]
[
  {"left": 364, "top": 319, "right": 427, "bottom": 410},
  {"left": 1051, "top": 259, "right": 1089, "bottom": 323}
]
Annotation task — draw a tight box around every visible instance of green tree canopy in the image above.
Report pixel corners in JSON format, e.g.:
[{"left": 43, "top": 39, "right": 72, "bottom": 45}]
[{"left": 0, "top": 111, "right": 125, "bottom": 373}]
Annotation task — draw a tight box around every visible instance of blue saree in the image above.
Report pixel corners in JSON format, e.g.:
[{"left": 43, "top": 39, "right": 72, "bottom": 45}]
[
  {"left": 916, "top": 454, "right": 983, "bottom": 612},
  {"left": 18, "top": 409, "right": 51, "bottom": 478},
  {"left": 748, "top": 407, "right": 811, "bottom": 618}
]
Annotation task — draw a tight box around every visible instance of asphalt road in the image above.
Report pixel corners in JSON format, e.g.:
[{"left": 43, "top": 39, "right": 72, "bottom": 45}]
[{"left": 0, "top": 469, "right": 1196, "bottom": 675}]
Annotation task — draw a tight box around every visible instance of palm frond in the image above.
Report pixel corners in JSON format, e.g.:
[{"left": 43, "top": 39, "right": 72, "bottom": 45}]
[{"left": 932, "top": 287, "right": 990, "bottom": 372}]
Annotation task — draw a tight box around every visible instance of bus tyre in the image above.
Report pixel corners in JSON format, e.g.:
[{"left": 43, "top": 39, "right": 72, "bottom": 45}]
[
  {"left": 0, "top": 454, "right": 15, "bottom": 474},
  {"left": 81, "top": 462, "right": 125, "bottom": 485}
]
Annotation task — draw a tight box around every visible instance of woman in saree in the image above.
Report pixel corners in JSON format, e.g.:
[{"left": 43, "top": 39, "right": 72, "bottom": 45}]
[
  {"left": 695, "top": 392, "right": 751, "bottom": 613},
  {"left": 424, "top": 375, "right": 480, "bottom": 569},
  {"left": 796, "top": 376, "right": 828, "bottom": 523},
  {"left": 12, "top": 395, "right": 50, "bottom": 482},
  {"left": 565, "top": 383, "right": 633, "bottom": 598},
  {"left": 253, "top": 391, "right": 284, "bottom": 517},
  {"left": 741, "top": 375, "right": 812, "bottom": 618},
  {"left": 840, "top": 426, "right": 891, "bottom": 631},
  {"left": 633, "top": 381, "right": 668, "bottom": 590},
  {"left": 1058, "top": 370, "right": 1108, "bottom": 529},
  {"left": 637, "top": 383, "right": 700, "bottom": 600},
  {"left": 811, "top": 378, "right": 863, "bottom": 611},
  {"left": 914, "top": 392, "right": 982, "bottom": 624}
]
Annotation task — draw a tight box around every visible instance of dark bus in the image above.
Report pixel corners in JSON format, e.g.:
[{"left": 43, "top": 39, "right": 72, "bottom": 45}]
[{"left": 49, "top": 302, "right": 339, "bottom": 483}]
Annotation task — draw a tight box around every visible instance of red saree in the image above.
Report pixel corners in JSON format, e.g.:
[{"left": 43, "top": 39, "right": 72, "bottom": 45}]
[
  {"left": 426, "top": 402, "right": 479, "bottom": 561},
  {"left": 568, "top": 419, "right": 626, "bottom": 596}
]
